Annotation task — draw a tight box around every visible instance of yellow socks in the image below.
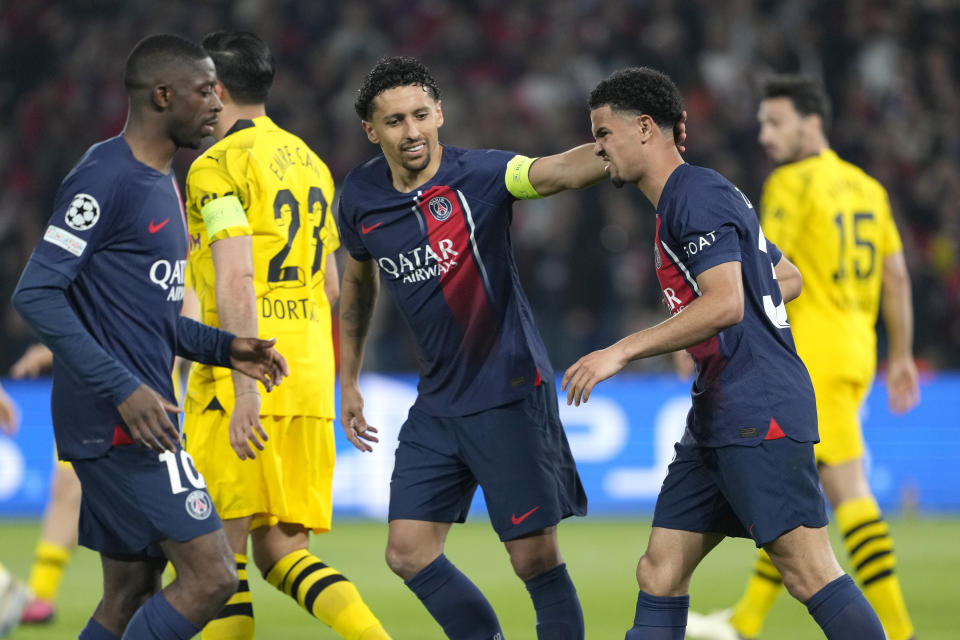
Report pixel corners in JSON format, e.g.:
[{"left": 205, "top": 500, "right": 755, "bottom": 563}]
[
  {"left": 837, "top": 496, "right": 914, "bottom": 640},
  {"left": 265, "top": 549, "right": 389, "bottom": 640},
  {"left": 28, "top": 540, "right": 71, "bottom": 601},
  {"left": 202, "top": 553, "right": 255, "bottom": 640},
  {"left": 729, "top": 549, "right": 783, "bottom": 638}
]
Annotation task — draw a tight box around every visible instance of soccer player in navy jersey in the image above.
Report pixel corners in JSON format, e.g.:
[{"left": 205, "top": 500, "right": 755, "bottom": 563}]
[
  {"left": 337, "top": 56, "right": 683, "bottom": 640},
  {"left": 562, "top": 67, "right": 885, "bottom": 639},
  {"left": 12, "top": 35, "right": 287, "bottom": 640}
]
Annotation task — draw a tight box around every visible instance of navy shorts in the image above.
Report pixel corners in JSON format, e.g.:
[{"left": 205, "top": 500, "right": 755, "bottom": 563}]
[
  {"left": 389, "top": 383, "right": 587, "bottom": 541},
  {"left": 652, "top": 437, "right": 828, "bottom": 546},
  {"left": 72, "top": 444, "right": 222, "bottom": 558}
]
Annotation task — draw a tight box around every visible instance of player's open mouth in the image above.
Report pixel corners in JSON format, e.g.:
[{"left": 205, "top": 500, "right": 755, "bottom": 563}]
[{"left": 402, "top": 143, "right": 425, "bottom": 155}]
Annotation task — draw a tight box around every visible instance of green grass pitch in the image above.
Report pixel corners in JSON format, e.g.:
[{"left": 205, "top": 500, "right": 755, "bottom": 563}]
[{"left": 1, "top": 516, "right": 957, "bottom": 638}]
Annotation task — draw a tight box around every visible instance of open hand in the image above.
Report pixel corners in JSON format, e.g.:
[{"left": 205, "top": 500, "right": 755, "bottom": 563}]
[
  {"left": 229, "top": 337, "right": 289, "bottom": 391},
  {"left": 561, "top": 344, "right": 629, "bottom": 406},
  {"left": 0, "top": 386, "right": 19, "bottom": 436},
  {"left": 10, "top": 343, "right": 53, "bottom": 379},
  {"left": 886, "top": 356, "right": 920, "bottom": 415},
  {"left": 339, "top": 382, "right": 379, "bottom": 452},
  {"left": 674, "top": 110, "right": 688, "bottom": 154},
  {"left": 118, "top": 384, "right": 181, "bottom": 452},
  {"left": 229, "top": 392, "right": 268, "bottom": 460}
]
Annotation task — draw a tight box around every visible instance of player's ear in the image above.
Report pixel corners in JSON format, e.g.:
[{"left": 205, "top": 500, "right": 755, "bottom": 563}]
[
  {"left": 215, "top": 82, "right": 232, "bottom": 106},
  {"left": 361, "top": 120, "right": 379, "bottom": 144},
  {"left": 435, "top": 100, "right": 444, "bottom": 129},
  {"left": 151, "top": 84, "right": 171, "bottom": 111},
  {"left": 637, "top": 114, "right": 654, "bottom": 142}
]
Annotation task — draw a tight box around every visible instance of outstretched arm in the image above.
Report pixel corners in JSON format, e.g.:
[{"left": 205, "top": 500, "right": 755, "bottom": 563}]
[
  {"left": 339, "top": 255, "right": 380, "bottom": 452},
  {"left": 563, "top": 260, "right": 743, "bottom": 405},
  {"left": 881, "top": 251, "right": 919, "bottom": 414},
  {"left": 529, "top": 111, "right": 688, "bottom": 196}
]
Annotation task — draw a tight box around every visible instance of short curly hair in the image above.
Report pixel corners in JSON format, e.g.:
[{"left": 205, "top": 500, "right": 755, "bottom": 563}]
[
  {"left": 354, "top": 56, "right": 441, "bottom": 120},
  {"left": 588, "top": 67, "right": 683, "bottom": 129}
]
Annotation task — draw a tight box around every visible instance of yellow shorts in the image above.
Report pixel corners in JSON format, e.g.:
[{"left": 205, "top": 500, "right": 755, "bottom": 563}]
[
  {"left": 184, "top": 412, "right": 335, "bottom": 533},
  {"left": 811, "top": 378, "right": 870, "bottom": 466}
]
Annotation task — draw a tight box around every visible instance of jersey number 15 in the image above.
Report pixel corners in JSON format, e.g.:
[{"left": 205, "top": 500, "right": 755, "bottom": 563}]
[{"left": 833, "top": 211, "right": 876, "bottom": 281}]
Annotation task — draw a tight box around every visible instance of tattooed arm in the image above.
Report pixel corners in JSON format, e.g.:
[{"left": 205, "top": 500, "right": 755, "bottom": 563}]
[{"left": 339, "top": 255, "right": 380, "bottom": 452}]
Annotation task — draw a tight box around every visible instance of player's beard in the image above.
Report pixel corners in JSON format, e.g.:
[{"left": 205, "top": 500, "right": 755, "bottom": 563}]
[{"left": 401, "top": 152, "right": 431, "bottom": 174}]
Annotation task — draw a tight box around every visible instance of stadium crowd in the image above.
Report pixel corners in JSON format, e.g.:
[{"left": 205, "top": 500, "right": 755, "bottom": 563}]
[{"left": 1, "top": 0, "right": 958, "bottom": 371}]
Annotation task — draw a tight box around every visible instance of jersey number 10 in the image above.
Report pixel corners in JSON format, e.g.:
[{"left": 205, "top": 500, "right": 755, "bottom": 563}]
[{"left": 268, "top": 186, "right": 328, "bottom": 286}]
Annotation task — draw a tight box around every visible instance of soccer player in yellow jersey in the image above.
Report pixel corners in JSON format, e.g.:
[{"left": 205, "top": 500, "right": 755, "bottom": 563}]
[
  {"left": 183, "top": 32, "right": 388, "bottom": 640},
  {"left": 687, "top": 75, "right": 919, "bottom": 640}
]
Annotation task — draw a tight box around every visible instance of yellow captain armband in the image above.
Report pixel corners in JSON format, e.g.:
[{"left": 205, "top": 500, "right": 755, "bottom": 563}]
[
  {"left": 200, "top": 195, "right": 248, "bottom": 239},
  {"left": 505, "top": 155, "right": 544, "bottom": 200}
]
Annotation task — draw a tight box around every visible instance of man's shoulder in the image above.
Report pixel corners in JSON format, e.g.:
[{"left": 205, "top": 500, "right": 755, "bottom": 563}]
[
  {"left": 343, "top": 154, "right": 388, "bottom": 190},
  {"left": 61, "top": 136, "right": 152, "bottom": 208},
  {"left": 449, "top": 146, "right": 517, "bottom": 170},
  {"left": 665, "top": 164, "right": 740, "bottom": 211},
  {"left": 828, "top": 152, "right": 887, "bottom": 198}
]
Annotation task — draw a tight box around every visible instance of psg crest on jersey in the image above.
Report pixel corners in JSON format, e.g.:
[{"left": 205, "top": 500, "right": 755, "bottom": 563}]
[
  {"left": 184, "top": 490, "right": 213, "bottom": 520},
  {"left": 428, "top": 196, "right": 453, "bottom": 222},
  {"left": 64, "top": 193, "right": 100, "bottom": 231}
]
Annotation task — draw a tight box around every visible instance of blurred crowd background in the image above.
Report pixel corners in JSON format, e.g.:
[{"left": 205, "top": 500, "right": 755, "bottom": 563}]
[{"left": 1, "top": 0, "right": 957, "bottom": 373}]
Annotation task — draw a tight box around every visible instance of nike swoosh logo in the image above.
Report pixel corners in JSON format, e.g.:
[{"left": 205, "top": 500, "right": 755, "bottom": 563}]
[
  {"left": 149, "top": 218, "right": 170, "bottom": 233},
  {"left": 361, "top": 221, "right": 384, "bottom": 235},
  {"left": 511, "top": 505, "right": 540, "bottom": 526}
]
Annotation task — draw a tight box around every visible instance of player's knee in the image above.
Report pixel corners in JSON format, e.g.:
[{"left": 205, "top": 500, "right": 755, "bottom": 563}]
[
  {"left": 780, "top": 565, "right": 840, "bottom": 604},
  {"left": 202, "top": 560, "right": 239, "bottom": 607},
  {"left": 635, "top": 551, "right": 687, "bottom": 596},
  {"left": 116, "top": 586, "right": 155, "bottom": 622},
  {"left": 507, "top": 546, "right": 561, "bottom": 582},
  {"left": 384, "top": 541, "right": 427, "bottom": 580}
]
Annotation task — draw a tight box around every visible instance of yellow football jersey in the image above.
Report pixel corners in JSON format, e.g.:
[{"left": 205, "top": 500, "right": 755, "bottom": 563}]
[
  {"left": 760, "top": 149, "right": 902, "bottom": 386},
  {"left": 184, "top": 116, "right": 339, "bottom": 418}
]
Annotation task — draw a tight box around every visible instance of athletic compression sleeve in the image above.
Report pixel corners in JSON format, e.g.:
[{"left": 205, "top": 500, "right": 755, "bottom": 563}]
[{"left": 11, "top": 261, "right": 141, "bottom": 406}]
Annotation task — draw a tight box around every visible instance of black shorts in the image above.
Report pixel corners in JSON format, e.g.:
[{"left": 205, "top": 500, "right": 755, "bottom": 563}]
[
  {"left": 389, "top": 383, "right": 587, "bottom": 541},
  {"left": 652, "top": 437, "right": 828, "bottom": 546},
  {"left": 72, "top": 444, "right": 222, "bottom": 558}
]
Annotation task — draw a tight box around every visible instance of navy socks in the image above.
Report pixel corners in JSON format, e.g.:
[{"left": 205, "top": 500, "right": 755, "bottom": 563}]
[
  {"left": 624, "top": 590, "right": 688, "bottom": 640},
  {"left": 524, "top": 563, "right": 584, "bottom": 639},
  {"left": 120, "top": 591, "right": 201, "bottom": 640},
  {"left": 79, "top": 618, "right": 121, "bottom": 640},
  {"left": 406, "top": 554, "right": 503, "bottom": 640},
  {"left": 806, "top": 574, "right": 885, "bottom": 639}
]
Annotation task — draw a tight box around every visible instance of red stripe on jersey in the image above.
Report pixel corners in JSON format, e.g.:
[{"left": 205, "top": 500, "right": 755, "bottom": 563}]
[
  {"left": 419, "top": 186, "right": 495, "bottom": 359},
  {"left": 170, "top": 176, "right": 189, "bottom": 255},
  {"left": 654, "top": 215, "right": 697, "bottom": 313},
  {"left": 655, "top": 215, "right": 722, "bottom": 367},
  {"left": 764, "top": 418, "right": 786, "bottom": 440}
]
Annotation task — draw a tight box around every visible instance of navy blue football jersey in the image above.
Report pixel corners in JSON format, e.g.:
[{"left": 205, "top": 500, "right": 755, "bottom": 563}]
[
  {"left": 654, "top": 163, "right": 818, "bottom": 447},
  {"left": 338, "top": 145, "right": 552, "bottom": 417},
  {"left": 29, "top": 135, "right": 188, "bottom": 458}
]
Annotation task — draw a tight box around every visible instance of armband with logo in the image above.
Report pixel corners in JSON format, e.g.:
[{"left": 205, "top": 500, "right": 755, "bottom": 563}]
[
  {"left": 505, "top": 155, "right": 543, "bottom": 200},
  {"left": 200, "top": 195, "right": 249, "bottom": 240}
]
